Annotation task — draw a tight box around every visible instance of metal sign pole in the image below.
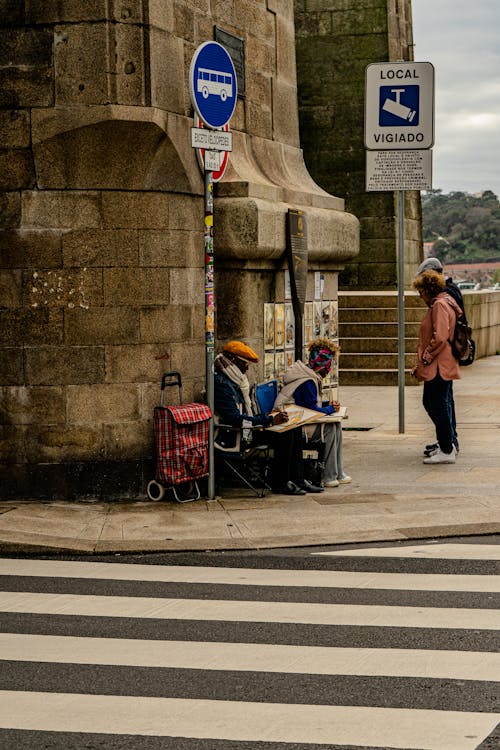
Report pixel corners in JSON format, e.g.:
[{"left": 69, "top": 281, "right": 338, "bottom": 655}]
[
  {"left": 189, "top": 41, "right": 238, "bottom": 501},
  {"left": 397, "top": 189, "right": 405, "bottom": 434},
  {"left": 204, "top": 169, "right": 215, "bottom": 500}
]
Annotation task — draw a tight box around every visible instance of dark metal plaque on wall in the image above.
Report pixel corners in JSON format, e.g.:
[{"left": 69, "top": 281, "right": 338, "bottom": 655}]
[
  {"left": 215, "top": 27, "right": 245, "bottom": 98},
  {"left": 286, "top": 209, "right": 308, "bottom": 359}
]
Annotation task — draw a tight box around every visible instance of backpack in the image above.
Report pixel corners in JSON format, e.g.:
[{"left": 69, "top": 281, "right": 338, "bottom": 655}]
[{"left": 449, "top": 311, "right": 476, "bottom": 366}]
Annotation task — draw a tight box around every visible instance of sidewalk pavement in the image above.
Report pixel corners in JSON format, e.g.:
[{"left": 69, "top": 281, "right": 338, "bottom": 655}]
[{"left": 1, "top": 356, "right": 499, "bottom": 556}]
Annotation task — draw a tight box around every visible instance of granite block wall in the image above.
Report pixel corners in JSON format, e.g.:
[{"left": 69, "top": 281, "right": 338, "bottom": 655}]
[{"left": 0, "top": 0, "right": 359, "bottom": 499}]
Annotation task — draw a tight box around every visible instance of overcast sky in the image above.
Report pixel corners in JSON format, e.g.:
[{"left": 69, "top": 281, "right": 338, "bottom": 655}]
[{"left": 411, "top": 0, "right": 500, "bottom": 197}]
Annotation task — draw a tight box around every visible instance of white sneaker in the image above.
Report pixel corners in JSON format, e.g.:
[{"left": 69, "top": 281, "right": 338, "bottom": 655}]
[
  {"left": 338, "top": 475, "right": 352, "bottom": 484},
  {"left": 324, "top": 479, "right": 339, "bottom": 487},
  {"left": 423, "top": 448, "right": 456, "bottom": 464}
]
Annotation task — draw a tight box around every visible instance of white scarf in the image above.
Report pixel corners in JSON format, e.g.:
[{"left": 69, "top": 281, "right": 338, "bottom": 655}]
[{"left": 215, "top": 353, "right": 253, "bottom": 416}]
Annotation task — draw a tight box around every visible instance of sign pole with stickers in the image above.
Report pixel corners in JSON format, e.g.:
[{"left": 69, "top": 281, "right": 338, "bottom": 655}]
[
  {"left": 190, "top": 41, "right": 237, "bottom": 500},
  {"left": 365, "top": 60, "right": 434, "bottom": 434}
]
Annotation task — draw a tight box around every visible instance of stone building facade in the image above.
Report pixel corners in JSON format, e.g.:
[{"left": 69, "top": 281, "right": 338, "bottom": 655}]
[
  {"left": 295, "top": 0, "right": 423, "bottom": 289},
  {"left": 1, "top": 1, "right": 359, "bottom": 500}
]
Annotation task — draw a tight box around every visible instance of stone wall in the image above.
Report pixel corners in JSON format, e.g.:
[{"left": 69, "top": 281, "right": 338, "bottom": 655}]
[
  {"left": 0, "top": 1, "right": 359, "bottom": 500},
  {"left": 294, "top": 0, "right": 423, "bottom": 289}
]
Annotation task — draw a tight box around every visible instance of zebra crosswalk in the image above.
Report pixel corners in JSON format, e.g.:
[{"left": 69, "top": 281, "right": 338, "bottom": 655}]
[{"left": 0, "top": 541, "right": 499, "bottom": 749}]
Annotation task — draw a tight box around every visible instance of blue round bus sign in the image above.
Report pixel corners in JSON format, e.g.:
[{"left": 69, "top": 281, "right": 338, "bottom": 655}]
[{"left": 189, "top": 41, "right": 237, "bottom": 129}]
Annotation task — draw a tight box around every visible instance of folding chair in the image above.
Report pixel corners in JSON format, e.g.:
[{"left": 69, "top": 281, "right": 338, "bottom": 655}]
[
  {"left": 214, "top": 380, "right": 277, "bottom": 498},
  {"left": 214, "top": 420, "right": 272, "bottom": 497},
  {"left": 253, "top": 379, "right": 279, "bottom": 415}
]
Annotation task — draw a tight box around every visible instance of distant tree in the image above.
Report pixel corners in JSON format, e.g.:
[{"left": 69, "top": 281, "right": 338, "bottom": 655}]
[{"left": 421, "top": 190, "right": 500, "bottom": 262}]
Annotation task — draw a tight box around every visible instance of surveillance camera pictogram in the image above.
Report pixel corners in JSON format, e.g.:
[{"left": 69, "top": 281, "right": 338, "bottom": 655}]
[{"left": 379, "top": 85, "right": 420, "bottom": 126}]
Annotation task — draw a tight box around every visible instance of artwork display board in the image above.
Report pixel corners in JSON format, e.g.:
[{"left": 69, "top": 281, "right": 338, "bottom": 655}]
[{"left": 263, "top": 300, "right": 339, "bottom": 402}]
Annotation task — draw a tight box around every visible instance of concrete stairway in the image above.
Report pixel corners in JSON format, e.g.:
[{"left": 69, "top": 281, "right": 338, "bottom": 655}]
[{"left": 338, "top": 291, "right": 425, "bottom": 385}]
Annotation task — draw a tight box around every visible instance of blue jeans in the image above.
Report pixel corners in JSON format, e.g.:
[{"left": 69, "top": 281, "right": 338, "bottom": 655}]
[
  {"left": 448, "top": 383, "right": 459, "bottom": 449},
  {"left": 422, "top": 373, "right": 454, "bottom": 454}
]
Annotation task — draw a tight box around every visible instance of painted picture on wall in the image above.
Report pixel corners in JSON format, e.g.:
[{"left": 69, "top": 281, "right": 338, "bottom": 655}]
[
  {"left": 304, "top": 302, "right": 313, "bottom": 345},
  {"left": 284, "top": 302, "right": 294, "bottom": 349},
  {"left": 313, "top": 300, "right": 322, "bottom": 337},
  {"left": 274, "top": 350, "right": 285, "bottom": 380},
  {"left": 264, "top": 303, "right": 275, "bottom": 350},
  {"left": 274, "top": 303, "right": 285, "bottom": 349},
  {"left": 264, "top": 352, "right": 275, "bottom": 380},
  {"left": 321, "top": 300, "right": 332, "bottom": 337}
]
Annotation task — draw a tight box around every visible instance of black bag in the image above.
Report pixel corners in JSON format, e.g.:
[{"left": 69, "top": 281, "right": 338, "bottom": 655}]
[{"left": 449, "top": 313, "right": 476, "bottom": 366}]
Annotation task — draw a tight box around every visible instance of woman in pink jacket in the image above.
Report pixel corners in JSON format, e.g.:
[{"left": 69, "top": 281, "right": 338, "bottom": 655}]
[{"left": 411, "top": 270, "right": 462, "bottom": 464}]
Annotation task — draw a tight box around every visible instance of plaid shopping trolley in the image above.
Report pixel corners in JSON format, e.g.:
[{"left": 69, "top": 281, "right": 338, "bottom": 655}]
[{"left": 147, "top": 371, "right": 212, "bottom": 502}]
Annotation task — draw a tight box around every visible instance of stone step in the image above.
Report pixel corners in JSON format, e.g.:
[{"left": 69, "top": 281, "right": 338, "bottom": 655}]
[
  {"left": 340, "top": 307, "right": 425, "bottom": 323},
  {"left": 339, "top": 369, "right": 418, "bottom": 386},
  {"left": 341, "top": 337, "right": 418, "bottom": 353},
  {"left": 338, "top": 292, "right": 425, "bottom": 310},
  {"left": 339, "top": 321, "right": 421, "bottom": 337},
  {"left": 341, "top": 353, "right": 416, "bottom": 369}
]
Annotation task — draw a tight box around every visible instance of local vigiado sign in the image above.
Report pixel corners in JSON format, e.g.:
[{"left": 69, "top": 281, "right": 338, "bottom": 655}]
[{"left": 365, "top": 61, "right": 434, "bottom": 150}]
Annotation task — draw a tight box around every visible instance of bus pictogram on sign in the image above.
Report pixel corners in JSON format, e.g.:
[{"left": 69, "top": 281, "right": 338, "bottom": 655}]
[{"left": 197, "top": 68, "right": 233, "bottom": 101}]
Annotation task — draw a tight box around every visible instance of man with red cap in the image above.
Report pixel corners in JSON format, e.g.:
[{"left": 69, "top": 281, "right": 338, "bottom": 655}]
[{"left": 214, "top": 341, "right": 322, "bottom": 495}]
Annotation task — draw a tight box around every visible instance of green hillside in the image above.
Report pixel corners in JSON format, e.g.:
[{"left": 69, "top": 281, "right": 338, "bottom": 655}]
[{"left": 421, "top": 190, "right": 500, "bottom": 263}]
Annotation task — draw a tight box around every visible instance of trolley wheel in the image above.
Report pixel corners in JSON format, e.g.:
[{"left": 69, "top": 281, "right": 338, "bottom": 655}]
[{"left": 146, "top": 480, "right": 165, "bottom": 502}]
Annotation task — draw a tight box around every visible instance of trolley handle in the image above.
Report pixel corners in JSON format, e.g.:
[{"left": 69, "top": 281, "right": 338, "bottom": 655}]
[{"left": 160, "top": 371, "right": 183, "bottom": 406}]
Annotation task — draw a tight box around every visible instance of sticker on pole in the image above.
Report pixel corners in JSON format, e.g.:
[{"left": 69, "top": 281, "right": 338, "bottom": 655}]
[{"left": 189, "top": 41, "right": 237, "bottom": 129}]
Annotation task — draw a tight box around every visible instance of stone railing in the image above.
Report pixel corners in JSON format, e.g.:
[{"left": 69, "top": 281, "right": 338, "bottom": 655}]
[{"left": 463, "top": 289, "right": 500, "bottom": 357}]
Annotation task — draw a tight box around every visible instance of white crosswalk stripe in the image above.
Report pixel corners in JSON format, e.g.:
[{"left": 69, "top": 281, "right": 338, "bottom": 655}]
[
  {"left": 1, "top": 633, "right": 498, "bottom": 681},
  {"left": 0, "top": 541, "right": 499, "bottom": 750}
]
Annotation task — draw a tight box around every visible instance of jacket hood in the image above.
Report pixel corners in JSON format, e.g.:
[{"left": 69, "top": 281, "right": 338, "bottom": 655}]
[{"left": 282, "top": 360, "right": 317, "bottom": 386}]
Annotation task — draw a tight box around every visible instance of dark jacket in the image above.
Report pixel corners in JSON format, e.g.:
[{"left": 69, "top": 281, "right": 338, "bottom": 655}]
[{"left": 214, "top": 371, "right": 273, "bottom": 428}]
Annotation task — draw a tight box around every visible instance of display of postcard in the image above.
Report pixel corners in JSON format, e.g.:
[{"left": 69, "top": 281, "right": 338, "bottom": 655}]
[
  {"left": 304, "top": 302, "right": 313, "bottom": 346},
  {"left": 321, "top": 300, "right": 332, "bottom": 337},
  {"left": 264, "top": 303, "right": 275, "bottom": 350},
  {"left": 274, "top": 350, "right": 285, "bottom": 379},
  {"left": 314, "top": 272, "right": 324, "bottom": 300},
  {"left": 264, "top": 352, "right": 275, "bottom": 380},
  {"left": 284, "top": 270, "right": 292, "bottom": 300},
  {"left": 331, "top": 300, "right": 339, "bottom": 338},
  {"left": 313, "top": 300, "right": 322, "bottom": 337},
  {"left": 284, "top": 302, "right": 295, "bottom": 349},
  {"left": 274, "top": 303, "right": 285, "bottom": 349},
  {"left": 285, "top": 350, "right": 294, "bottom": 369}
]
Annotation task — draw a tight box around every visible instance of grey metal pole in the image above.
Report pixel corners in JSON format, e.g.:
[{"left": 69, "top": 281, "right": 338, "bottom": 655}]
[
  {"left": 204, "top": 169, "right": 215, "bottom": 499},
  {"left": 397, "top": 189, "right": 405, "bottom": 434}
]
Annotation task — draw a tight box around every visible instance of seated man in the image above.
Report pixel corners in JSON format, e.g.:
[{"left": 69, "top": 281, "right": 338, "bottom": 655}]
[
  {"left": 274, "top": 337, "right": 351, "bottom": 488},
  {"left": 214, "top": 340, "right": 323, "bottom": 495}
]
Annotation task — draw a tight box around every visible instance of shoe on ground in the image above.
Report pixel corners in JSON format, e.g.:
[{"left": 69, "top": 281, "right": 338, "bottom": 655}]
[
  {"left": 323, "top": 479, "right": 339, "bottom": 488},
  {"left": 300, "top": 479, "right": 324, "bottom": 493},
  {"left": 338, "top": 475, "right": 352, "bottom": 484},
  {"left": 280, "top": 481, "right": 307, "bottom": 496},
  {"left": 423, "top": 442, "right": 439, "bottom": 456},
  {"left": 423, "top": 448, "right": 456, "bottom": 464}
]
